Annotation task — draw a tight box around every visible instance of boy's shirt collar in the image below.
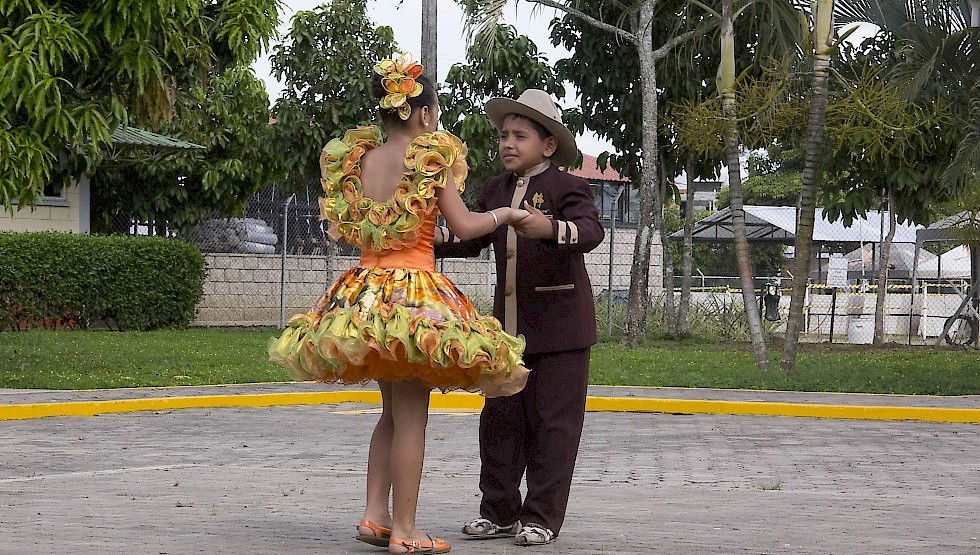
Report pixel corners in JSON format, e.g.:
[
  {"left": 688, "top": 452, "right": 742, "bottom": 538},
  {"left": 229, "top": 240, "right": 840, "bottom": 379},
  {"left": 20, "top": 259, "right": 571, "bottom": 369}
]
[{"left": 513, "top": 160, "right": 552, "bottom": 188}]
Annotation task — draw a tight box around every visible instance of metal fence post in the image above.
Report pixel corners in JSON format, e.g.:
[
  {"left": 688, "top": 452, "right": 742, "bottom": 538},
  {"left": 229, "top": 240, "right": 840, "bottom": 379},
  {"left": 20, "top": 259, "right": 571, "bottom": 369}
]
[
  {"left": 607, "top": 186, "right": 625, "bottom": 335},
  {"left": 280, "top": 194, "right": 296, "bottom": 329}
]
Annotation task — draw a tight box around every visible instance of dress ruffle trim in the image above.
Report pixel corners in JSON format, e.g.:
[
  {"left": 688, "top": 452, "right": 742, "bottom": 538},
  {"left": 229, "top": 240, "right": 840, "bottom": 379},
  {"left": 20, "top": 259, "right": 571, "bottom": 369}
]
[
  {"left": 268, "top": 267, "right": 528, "bottom": 398},
  {"left": 317, "top": 126, "right": 468, "bottom": 252},
  {"left": 268, "top": 304, "right": 528, "bottom": 398}
]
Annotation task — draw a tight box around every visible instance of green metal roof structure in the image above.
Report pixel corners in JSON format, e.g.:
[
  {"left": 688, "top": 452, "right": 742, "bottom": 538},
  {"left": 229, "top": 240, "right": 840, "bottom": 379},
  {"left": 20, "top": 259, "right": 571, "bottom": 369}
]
[{"left": 109, "top": 126, "right": 205, "bottom": 153}]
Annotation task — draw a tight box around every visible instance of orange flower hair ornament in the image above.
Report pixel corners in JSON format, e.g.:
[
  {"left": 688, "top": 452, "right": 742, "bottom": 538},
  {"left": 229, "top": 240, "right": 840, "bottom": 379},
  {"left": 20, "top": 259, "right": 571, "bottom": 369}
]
[{"left": 373, "top": 53, "right": 424, "bottom": 120}]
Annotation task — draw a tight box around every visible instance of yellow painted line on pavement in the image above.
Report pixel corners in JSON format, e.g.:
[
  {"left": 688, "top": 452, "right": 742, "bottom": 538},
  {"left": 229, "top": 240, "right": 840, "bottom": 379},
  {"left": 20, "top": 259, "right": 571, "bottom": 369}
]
[
  {"left": 0, "top": 391, "right": 977, "bottom": 423},
  {"left": 0, "top": 391, "right": 381, "bottom": 421},
  {"left": 584, "top": 396, "right": 980, "bottom": 423}
]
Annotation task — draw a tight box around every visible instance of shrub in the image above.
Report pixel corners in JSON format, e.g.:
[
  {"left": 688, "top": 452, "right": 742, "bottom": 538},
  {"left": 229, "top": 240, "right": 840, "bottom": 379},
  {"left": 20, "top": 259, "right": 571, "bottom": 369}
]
[{"left": 0, "top": 232, "right": 206, "bottom": 331}]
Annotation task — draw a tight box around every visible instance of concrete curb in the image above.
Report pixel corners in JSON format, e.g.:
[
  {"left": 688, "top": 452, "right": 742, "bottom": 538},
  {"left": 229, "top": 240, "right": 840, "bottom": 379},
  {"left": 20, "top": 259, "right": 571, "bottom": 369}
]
[{"left": 2, "top": 390, "right": 978, "bottom": 423}]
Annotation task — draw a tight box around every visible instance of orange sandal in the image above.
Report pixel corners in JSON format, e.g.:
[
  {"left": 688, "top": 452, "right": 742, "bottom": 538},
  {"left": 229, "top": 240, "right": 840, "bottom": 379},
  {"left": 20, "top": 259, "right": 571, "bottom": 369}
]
[
  {"left": 388, "top": 534, "right": 451, "bottom": 553},
  {"left": 355, "top": 519, "right": 392, "bottom": 547}
]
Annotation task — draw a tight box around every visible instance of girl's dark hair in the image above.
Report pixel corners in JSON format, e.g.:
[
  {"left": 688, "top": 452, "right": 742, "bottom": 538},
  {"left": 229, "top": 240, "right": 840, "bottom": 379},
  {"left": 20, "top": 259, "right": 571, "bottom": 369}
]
[{"left": 371, "top": 72, "right": 438, "bottom": 125}]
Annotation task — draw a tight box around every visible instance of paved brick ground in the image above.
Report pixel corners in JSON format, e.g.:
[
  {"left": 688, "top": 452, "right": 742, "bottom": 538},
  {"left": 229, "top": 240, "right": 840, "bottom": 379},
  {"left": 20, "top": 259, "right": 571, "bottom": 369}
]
[{"left": 0, "top": 385, "right": 978, "bottom": 554}]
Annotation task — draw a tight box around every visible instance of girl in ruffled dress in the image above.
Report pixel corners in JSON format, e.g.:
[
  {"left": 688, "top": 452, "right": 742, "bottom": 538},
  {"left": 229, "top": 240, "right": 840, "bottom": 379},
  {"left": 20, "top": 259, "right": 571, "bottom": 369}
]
[{"left": 268, "top": 54, "right": 529, "bottom": 554}]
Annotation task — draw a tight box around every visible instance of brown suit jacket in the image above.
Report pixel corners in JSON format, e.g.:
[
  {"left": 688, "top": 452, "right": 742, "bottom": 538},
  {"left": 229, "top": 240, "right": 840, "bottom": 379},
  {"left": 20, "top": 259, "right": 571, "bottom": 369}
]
[{"left": 437, "top": 165, "right": 604, "bottom": 355}]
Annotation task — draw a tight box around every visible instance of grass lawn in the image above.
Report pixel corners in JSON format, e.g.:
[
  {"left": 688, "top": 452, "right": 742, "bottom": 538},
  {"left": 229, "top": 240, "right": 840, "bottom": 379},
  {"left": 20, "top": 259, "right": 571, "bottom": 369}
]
[
  {"left": 0, "top": 328, "right": 977, "bottom": 395},
  {"left": 590, "top": 339, "right": 980, "bottom": 395},
  {"left": 0, "top": 328, "right": 292, "bottom": 389}
]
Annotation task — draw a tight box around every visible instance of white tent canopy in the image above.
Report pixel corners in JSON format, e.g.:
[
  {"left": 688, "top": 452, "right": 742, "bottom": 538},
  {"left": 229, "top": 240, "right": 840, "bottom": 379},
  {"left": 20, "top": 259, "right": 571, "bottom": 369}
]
[
  {"left": 916, "top": 245, "right": 972, "bottom": 279},
  {"left": 912, "top": 212, "right": 979, "bottom": 284},
  {"left": 671, "top": 205, "right": 922, "bottom": 244},
  {"left": 845, "top": 243, "right": 936, "bottom": 278}
]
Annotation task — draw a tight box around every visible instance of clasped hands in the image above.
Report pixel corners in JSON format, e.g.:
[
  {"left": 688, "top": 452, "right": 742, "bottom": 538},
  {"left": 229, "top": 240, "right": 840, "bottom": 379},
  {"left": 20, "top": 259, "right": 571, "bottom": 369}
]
[{"left": 498, "top": 201, "right": 554, "bottom": 240}]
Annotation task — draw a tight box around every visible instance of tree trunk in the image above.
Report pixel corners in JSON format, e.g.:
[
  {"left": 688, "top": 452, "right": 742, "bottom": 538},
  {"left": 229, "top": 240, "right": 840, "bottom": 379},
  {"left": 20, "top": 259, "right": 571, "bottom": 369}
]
[
  {"left": 679, "top": 158, "right": 696, "bottom": 334},
  {"left": 719, "top": 0, "right": 768, "bottom": 369},
  {"left": 781, "top": 0, "right": 836, "bottom": 374},
  {"left": 723, "top": 92, "right": 768, "bottom": 369},
  {"left": 873, "top": 192, "right": 896, "bottom": 345},
  {"left": 421, "top": 0, "right": 437, "bottom": 83},
  {"left": 624, "top": 2, "right": 660, "bottom": 347}
]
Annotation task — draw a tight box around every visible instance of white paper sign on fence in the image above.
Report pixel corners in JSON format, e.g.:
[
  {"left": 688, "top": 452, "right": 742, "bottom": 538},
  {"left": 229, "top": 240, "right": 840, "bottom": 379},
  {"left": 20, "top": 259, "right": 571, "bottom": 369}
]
[{"left": 827, "top": 257, "right": 848, "bottom": 288}]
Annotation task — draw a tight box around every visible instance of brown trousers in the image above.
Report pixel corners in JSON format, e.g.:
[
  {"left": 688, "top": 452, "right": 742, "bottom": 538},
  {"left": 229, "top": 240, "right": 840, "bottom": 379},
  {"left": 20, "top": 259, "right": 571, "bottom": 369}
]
[{"left": 477, "top": 348, "right": 591, "bottom": 535}]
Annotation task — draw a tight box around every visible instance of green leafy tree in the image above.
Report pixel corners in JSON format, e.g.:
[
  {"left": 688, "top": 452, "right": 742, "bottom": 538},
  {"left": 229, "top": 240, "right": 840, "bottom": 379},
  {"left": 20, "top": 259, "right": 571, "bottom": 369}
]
[
  {"left": 718, "top": 149, "right": 804, "bottom": 208},
  {"left": 825, "top": 5, "right": 978, "bottom": 227},
  {"left": 548, "top": 0, "right": 799, "bottom": 354},
  {"left": 439, "top": 24, "right": 563, "bottom": 204},
  {"left": 687, "top": 0, "right": 803, "bottom": 368},
  {"left": 463, "top": 0, "right": 712, "bottom": 347},
  {"left": 837, "top": 0, "right": 980, "bottom": 197},
  {"left": 91, "top": 66, "right": 281, "bottom": 234},
  {"left": 269, "top": 0, "right": 398, "bottom": 194},
  {"left": 0, "top": 0, "right": 281, "bottom": 213},
  {"left": 820, "top": 69, "right": 935, "bottom": 343},
  {"left": 548, "top": 0, "right": 712, "bottom": 339},
  {"left": 816, "top": 0, "right": 980, "bottom": 345}
]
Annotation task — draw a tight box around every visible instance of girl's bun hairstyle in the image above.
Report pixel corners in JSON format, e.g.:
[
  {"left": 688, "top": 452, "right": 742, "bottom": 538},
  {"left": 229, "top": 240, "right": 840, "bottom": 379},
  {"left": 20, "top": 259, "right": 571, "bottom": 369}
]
[{"left": 372, "top": 72, "right": 437, "bottom": 124}]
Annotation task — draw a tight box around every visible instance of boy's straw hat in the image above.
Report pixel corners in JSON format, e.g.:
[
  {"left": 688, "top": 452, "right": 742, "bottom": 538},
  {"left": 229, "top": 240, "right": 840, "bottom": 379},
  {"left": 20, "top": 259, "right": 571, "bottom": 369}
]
[{"left": 485, "top": 89, "right": 579, "bottom": 167}]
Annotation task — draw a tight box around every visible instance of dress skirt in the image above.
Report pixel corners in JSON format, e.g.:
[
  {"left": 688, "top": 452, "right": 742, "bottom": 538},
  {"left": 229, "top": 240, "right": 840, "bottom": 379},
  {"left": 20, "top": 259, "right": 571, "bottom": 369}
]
[{"left": 269, "top": 266, "right": 529, "bottom": 398}]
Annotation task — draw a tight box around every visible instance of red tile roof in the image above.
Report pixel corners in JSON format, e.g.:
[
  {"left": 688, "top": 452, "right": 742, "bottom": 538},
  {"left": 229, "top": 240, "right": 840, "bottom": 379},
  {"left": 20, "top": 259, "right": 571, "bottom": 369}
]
[{"left": 569, "top": 153, "right": 629, "bottom": 182}]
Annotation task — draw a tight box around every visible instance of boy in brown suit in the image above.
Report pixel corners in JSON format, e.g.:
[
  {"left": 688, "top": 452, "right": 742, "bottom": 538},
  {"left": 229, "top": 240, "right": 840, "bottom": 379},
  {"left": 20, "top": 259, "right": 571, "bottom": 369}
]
[{"left": 436, "top": 89, "right": 603, "bottom": 545}]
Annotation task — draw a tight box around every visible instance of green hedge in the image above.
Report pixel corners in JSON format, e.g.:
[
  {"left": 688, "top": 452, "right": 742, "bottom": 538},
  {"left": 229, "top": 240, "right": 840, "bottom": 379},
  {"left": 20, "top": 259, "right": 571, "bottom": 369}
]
[{"left": 0, "top": 232, "right": 206, "bottom": 331}]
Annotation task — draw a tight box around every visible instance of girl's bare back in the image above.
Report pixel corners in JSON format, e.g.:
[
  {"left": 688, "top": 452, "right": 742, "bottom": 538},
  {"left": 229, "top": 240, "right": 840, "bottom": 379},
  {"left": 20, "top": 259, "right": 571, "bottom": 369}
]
[{"left": 358, "top": 143, "right": 406, "bottom": 203}]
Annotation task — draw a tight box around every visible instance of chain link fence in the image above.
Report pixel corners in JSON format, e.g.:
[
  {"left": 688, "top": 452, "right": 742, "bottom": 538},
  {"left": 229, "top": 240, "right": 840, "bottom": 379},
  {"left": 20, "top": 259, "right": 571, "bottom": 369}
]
[
  {"left": 108, "top": 186, "right": 976, "bottom": 349},
  {"left": 104, "top": 182, "right": 659, "bottom": 331},
  {"left": 666, "top": 204, "right": 977, "bottom": 347}
]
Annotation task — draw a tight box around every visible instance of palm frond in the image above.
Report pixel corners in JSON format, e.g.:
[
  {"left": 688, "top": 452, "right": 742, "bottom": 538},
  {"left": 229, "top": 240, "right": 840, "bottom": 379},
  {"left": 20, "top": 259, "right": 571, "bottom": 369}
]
[
  {"left": 736, "top": 0, "right": 807, "bottom": 64},
  {"left": 836, "top": 0, "right": 972, "bottom": 35},
  {"left": 890, "top": 25, "right": 980, "bottom": 100},
  {"left": 834, "top": 0, "right": 910, "bottom": 30},
  {"left": 916, "top": 0, "right": 969, "bottom": 31},
  {"left": 461, "top": 0, "right": 508, "bottom": 59},
  {"left": 943, "top": 94, "right": 980, "bottom": 191}
]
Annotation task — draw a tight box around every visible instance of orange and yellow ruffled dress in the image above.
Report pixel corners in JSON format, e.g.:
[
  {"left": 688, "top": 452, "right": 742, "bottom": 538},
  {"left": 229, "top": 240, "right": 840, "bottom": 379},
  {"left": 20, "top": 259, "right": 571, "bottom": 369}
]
[{"left": 268, "top": 126, "right": 529, "bottom": 397}]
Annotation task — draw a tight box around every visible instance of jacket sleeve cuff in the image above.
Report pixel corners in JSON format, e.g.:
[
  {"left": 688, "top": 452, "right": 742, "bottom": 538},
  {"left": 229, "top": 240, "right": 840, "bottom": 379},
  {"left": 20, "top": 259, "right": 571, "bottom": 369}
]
[
  {"left": 540, "top": 219, "right": 580, "bottom": 250},
  {"left": 553, "top": 219, "right": 581, "bottom": 246}
]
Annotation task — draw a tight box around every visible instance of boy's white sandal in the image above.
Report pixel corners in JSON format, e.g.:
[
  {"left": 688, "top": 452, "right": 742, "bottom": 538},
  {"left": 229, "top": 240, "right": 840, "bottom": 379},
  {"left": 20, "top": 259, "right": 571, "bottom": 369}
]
[
  {"left": 461, "top": 518, "right": 521, "bottom": 539},
  {"left": 515, "top": 523, "right": 555, "bottom": 546}
]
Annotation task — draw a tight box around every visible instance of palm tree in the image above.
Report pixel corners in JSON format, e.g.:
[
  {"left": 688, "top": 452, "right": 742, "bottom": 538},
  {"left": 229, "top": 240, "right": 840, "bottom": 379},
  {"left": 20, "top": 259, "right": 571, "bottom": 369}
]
[
  {"left": 686, "top": 0, "right": 804, "bottom": 369},
  {"left": 780, "top": 0, "right": 837, "bottom": 373},
  {"left": 835, "top": 1, "right": 979, "bottom": 191},
  {"left": 781, "top": 0, "right": 980, "bottom": 368},
  {"left": 854, "top": 0, "right": 980, "bottom": 341}
]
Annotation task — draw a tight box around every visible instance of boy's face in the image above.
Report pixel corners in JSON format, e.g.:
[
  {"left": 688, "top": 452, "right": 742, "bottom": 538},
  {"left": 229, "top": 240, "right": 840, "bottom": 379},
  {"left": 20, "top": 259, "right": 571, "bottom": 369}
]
[{"left": 497, "top": 114, "right": 558, "bottom": 174}]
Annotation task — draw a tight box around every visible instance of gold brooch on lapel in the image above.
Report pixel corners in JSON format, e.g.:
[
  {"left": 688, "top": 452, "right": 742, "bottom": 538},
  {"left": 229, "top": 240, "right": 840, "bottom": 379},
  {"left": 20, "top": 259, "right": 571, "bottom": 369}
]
[
  {"left": 532, "top": 193, "right": 544, "bottom": 209},
  {"left": 530, "top": 192, "right": 553, "bottom": 218}
]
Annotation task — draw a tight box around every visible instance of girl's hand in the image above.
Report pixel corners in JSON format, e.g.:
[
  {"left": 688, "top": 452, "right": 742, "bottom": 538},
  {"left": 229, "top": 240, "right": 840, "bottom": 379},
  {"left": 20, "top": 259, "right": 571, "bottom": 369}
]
[
  {"left": 512, "top": 202, "right": 555, "bottom": 239},
  {"left": 507, "top": 208, "right": 530, "bottom": 224}
]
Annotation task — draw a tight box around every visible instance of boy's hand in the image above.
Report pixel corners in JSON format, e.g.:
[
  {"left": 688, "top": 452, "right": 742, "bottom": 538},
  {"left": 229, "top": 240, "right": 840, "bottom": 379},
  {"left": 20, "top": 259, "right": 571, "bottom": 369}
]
[
  {"left": 513, "top": 201, "right": 555, "bottom": 240},
  {"left": 508, "top": 208, "right": 530, "bottom": 223}
]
